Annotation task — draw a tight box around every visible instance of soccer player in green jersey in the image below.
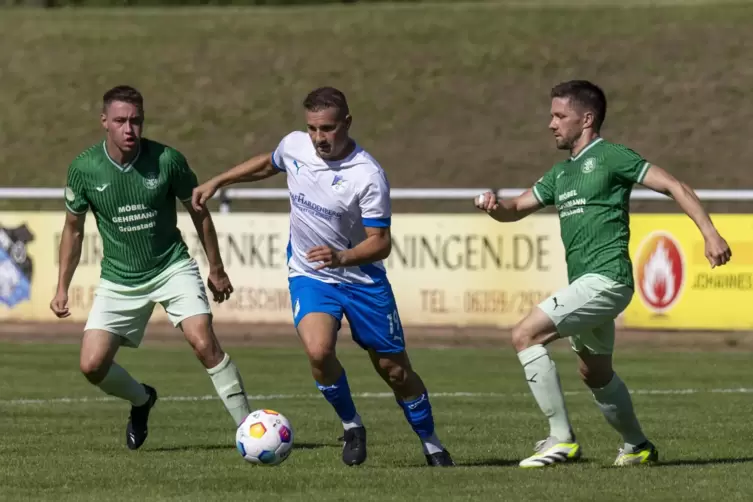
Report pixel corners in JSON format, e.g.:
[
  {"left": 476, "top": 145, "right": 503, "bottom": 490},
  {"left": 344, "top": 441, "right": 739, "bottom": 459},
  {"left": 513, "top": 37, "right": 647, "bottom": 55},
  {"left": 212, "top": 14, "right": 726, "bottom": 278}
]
[
  {"left": 49, "top": 85, "right": 252, "bottom": 450},
  {"left": 475, "top": 80, "right": 731, "bottom": 467}
]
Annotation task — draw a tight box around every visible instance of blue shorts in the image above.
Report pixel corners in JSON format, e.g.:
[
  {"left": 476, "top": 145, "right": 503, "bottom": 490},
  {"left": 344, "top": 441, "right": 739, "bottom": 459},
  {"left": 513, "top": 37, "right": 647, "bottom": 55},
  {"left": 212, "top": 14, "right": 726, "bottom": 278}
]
[{"left": 288, "top": 276, "right": 405, "bottom": 354}]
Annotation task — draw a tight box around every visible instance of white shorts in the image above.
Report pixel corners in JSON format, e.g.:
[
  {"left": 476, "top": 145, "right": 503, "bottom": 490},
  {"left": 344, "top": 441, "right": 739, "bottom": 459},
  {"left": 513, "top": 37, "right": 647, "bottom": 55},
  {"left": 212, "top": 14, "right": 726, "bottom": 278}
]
[
  {"left": 538, "top": 273, "right": 633, "bottom": 355},
  {"left": 84, "top": 259, "right": 211, "bottom": 348}
]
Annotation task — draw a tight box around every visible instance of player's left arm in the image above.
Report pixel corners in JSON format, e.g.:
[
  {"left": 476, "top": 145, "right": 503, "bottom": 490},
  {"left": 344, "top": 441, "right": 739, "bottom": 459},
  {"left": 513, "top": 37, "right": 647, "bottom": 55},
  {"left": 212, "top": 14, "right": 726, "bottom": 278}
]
[
  {"left": 307, "top": 226, "right": 391, "bottom": 271},
  {"left": 170, "top": 149, "right": 233, "bottom": 301},
  {"left": 340, "top": 225, "right": 391, "bottom": 267},
  {"left": 182, "top": 201, "right": 233, "bottom": 302},
  {"left": 640, "top": 164, "right": 731, "bottom": 268}
]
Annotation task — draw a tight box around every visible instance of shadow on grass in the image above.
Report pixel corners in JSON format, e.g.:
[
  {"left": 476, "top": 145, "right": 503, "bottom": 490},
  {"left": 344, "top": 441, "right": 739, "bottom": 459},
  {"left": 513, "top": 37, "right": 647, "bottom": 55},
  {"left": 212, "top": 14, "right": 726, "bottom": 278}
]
[
  {"left": 460, "top": 458, "right": 595, "bottom": 468},
  {"left": 148, "top": 441, "right": 335, "bottom": 453},
  {"left": 148, "top": 444, "right": 232, "bottom": 452},
  {"left": 459, "top": 458, "right": 522, "bottom": 467},
  {"left": 653, "top": 457, "right": 753, "bottom": 467},
  {"left": 294, "top": 442, "right": 338, "bottom": 451}
]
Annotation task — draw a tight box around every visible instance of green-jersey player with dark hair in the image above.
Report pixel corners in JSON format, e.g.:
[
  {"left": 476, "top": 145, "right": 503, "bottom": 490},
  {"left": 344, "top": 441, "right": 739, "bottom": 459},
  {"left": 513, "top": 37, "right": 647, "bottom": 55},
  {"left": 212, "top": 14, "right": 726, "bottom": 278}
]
[
  {"left": 475, "top": 80, "right": 731, "bottom": 468},
  {"left": 50, "top": 85, "right": 252, "bottom": 450}
]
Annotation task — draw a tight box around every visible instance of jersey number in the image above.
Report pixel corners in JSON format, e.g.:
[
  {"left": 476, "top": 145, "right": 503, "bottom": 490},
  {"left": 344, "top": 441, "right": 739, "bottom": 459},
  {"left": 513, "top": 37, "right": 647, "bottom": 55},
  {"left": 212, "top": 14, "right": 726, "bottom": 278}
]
[{"left": 387, "top": 309, "right": 402, "bottom": 337}]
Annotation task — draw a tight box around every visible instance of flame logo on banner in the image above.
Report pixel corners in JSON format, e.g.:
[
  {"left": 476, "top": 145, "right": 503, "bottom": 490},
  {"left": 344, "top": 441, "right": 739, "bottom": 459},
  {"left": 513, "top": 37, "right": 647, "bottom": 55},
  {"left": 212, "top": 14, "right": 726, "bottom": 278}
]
[{"left": 636, "top": 232, "right": 685, "bottom": 313}]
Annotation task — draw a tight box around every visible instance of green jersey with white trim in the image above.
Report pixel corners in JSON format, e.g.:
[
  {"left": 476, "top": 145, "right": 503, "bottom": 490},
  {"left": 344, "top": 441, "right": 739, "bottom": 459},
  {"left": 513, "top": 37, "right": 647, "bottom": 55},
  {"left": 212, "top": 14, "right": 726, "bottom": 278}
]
[
  {"left": 532, "top": 138, "right": 650, "bottom": 289},
  {"left": 64, "top": 138, "right": 198, "bottom": 286}
]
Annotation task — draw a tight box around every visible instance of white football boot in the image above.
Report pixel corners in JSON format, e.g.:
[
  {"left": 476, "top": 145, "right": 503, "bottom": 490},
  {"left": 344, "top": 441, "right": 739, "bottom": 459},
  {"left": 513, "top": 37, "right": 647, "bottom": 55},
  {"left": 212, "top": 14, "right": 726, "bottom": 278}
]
[
  {"left": 519, "top": 435, "right": 582, "bottom": 468},
  {"left": 613, "top": 441, "right": 659, "bottom": 466}
]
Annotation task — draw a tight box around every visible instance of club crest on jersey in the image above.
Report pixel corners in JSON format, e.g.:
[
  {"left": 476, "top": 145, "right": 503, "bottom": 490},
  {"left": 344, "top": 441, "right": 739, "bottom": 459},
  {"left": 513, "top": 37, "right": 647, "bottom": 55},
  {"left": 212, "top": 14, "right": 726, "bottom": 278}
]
[
  {"left": 142, "top": 173, "right": 160, "bottom": 190},
  {"left": 331, "top": 174, "right": 348, "bottom": 193},
  {"left": 581, "top": 158, "right": 597, "bottom": 174},
  {"left": 0, "top": 224, "right": 34, "bottom": 308}
]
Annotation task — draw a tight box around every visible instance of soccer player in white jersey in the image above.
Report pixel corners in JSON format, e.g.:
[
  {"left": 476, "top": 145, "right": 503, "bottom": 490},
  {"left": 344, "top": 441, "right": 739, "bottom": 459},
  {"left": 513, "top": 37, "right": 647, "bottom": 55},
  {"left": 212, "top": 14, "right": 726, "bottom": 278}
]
[{"left": 192, "top": 87, "right": 454, "bottom": 467}]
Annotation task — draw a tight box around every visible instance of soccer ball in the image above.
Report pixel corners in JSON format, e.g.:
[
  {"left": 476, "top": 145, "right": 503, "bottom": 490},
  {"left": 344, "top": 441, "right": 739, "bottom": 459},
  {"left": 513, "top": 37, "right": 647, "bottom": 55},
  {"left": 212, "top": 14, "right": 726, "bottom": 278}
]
[{"left": 235, "top": 409, "right": 294, "bottom": 466}]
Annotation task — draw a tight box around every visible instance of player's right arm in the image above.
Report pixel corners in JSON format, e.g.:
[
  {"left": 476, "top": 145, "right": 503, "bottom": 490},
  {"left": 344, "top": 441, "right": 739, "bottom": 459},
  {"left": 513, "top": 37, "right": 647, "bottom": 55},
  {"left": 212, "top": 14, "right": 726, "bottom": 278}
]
[
  {"left": 191, "top": 152, "right": 280, "bottom": 211},
  {"left": 475, "top": 189, "right": 543, "bottom": 222},
  {"left": 474, "top": 168, "right": 554, "bottom": 222},
  {"left": 51, "top": 165, "right": 89, "bottom": 318}
]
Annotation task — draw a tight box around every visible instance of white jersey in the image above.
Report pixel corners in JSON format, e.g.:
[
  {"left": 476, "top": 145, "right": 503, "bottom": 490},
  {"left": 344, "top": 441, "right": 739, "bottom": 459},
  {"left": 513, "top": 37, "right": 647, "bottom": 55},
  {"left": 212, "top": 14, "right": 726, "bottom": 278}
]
[{"left": 272, "top": 131, "right": 392, "bottom": 285}]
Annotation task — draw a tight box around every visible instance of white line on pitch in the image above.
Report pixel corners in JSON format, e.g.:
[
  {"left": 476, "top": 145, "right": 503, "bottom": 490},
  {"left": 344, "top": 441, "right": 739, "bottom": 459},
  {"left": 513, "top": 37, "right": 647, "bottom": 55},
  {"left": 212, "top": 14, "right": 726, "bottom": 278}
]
[{"left": 2, "top": 388, "right": 753, "bottom": 406}]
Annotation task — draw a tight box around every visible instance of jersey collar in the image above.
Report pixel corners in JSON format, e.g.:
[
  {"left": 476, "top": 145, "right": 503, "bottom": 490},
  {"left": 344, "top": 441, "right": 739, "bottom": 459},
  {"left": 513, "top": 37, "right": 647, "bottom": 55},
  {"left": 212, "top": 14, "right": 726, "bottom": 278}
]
[
  {"left": 102, "top": 140, "right": 141, "bottom": 173},
  {"left": 570, "top": 137, "right": 603, "bottom": 162},
  {"left": 310, "top": 140, "right": 363, "bottom": 171}
]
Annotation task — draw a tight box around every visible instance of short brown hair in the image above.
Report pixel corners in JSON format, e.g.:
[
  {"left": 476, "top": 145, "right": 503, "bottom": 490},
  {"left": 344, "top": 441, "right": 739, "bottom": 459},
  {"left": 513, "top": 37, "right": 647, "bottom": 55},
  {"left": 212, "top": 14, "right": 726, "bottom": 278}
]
[
  {"left": 303, "top": 87, "right": 349, "bottom": 118},
  {"left": 551, "top": 80, "right": 607, "bottom": 131},
  {"left": 102, "top": 85, "right": 144, "bottom": 113}
]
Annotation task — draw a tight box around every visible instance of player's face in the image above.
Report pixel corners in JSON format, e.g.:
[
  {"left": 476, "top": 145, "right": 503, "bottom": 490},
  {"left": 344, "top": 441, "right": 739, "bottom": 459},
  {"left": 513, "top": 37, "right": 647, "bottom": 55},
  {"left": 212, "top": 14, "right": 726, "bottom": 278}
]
[
  {"left": 306, "top": 107, "right": 351, "bottom": 160},
  {"left": 101, "top": 101, "right": 144, "bottom": 152},
  {"left": 549, "top": 97, "right": 584, "bottom": 150}
]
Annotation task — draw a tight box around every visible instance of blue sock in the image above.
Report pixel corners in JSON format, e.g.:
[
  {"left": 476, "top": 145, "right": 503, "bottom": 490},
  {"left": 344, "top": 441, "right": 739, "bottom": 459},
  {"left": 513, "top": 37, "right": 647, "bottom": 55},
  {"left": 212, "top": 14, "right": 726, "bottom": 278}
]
[
  {"left": 398, "top": 392, "right": 435, "bottom": 437},
  {"left": 316, "top": 370, "right": 361, "bottom": 427},
  {"left": 398, "top": 392, "right": 444, "bottom": 454}
]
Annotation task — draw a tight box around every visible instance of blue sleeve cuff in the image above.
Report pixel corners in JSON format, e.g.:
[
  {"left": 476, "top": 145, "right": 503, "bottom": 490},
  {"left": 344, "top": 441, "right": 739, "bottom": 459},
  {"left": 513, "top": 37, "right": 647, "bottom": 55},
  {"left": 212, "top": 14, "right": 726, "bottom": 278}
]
[
  {"left": 362, "top": 217, "right": 391, "bottom": 228},
  {"left": 271, "top": 154, "right": 285, "bottom": 172}
]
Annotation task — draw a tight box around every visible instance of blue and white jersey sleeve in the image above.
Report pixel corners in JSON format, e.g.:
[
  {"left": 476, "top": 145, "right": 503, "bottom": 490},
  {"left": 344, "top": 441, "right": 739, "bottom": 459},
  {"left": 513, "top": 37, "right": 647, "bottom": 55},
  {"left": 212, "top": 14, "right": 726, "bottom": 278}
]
[
  {"left": 359, "top": 171, "right": 392, "bottom": 228},
  {"left": 271, "top": 134, "right": 290, "bottom": 172}
]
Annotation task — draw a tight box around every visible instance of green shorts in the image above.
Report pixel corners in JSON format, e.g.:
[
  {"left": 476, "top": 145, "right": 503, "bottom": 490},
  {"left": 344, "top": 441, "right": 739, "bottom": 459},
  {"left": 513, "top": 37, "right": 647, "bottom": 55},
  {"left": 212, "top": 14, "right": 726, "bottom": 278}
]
[
  {"left": 537, "top": 273, "right": 633, "bottom": 355},
  {"left": 84, "top": 259, "right": 211, "bottom": 348}
]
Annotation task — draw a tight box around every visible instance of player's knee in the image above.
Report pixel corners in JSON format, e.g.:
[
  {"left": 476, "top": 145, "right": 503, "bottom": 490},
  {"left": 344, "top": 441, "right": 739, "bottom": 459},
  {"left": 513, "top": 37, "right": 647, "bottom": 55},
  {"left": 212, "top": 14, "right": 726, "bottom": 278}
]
[
  {"left": 511, "top": 321, "right": 533, "bottom": 352},
  {"left": 190, "top": 335, "right": 223, "bottom": 368},
  {"left": 385, "top": 364, "right": 410, "bottom": 388},
  {"left": 182, "top": 319, "right": 223, "bottom": 367},
  {"left": 306, "top": 345, "right": 335, "bottom": 370},
  {"left": 79, "top": 357, "right": 109, "bottom": 384},
  {"left": 374, "top": 357, "right": 410, "bottom": 389},
  {"left": 578, "top": 363, "right": 613, "bottom": 388}
]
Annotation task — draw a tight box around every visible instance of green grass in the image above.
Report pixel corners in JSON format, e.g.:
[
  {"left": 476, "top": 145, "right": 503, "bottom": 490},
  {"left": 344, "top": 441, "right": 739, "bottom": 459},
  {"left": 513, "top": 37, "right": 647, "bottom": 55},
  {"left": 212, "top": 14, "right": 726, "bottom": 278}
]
[
  {"left": 1, "top": 342, "right": 752, "bottom": 501},
  {"left": 1, "top": 3, "right": 753, "bottom": 213}
]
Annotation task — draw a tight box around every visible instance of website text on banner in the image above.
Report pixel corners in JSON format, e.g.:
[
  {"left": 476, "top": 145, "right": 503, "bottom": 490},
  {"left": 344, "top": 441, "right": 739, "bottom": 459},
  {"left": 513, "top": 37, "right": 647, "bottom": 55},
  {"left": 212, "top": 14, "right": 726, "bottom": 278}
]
[
  {"left": 0, "top": 212, "right": 567, "bottom": 327},
  {"left": 625, "top": 214, "right": 753, "bottom": 330}
]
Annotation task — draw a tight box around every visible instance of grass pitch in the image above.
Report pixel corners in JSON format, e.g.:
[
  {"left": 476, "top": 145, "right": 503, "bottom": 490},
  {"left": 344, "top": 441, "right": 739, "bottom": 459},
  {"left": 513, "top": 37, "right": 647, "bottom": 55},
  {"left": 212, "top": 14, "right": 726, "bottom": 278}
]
[
  {"left": 1, "top": 341, "right": 752, "bottom": 501},
  {"left": 1, "top": 2, "right": 752, "bottom": 214}
]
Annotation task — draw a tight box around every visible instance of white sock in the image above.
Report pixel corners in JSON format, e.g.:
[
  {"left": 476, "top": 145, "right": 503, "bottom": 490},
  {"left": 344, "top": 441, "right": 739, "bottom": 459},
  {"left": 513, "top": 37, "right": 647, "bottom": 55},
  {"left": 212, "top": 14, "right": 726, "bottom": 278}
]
[
  {"left": 207, "top": 353, "right": 251, "bottom": 426},
  {"left": 518, "top": 344, "right": 573, "bottom": 441},
  {"left": 342, "top": 413, "right": 363, "bottom": 431},
  {"left": 97, "top": 363, "right": 149, "bottom": 406},
  {"left": 592, "top": 373, "right": 648, "bottom": 451},
  {"left": 422, "top": 433, "right": 444, "bottom": 455}
]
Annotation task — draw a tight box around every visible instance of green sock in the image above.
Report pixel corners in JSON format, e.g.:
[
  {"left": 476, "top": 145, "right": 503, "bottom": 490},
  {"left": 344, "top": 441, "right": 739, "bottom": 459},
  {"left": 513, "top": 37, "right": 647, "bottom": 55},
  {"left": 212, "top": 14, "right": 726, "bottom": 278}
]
[
  {"left": 97, "top": 362, "right": 149, "bottom": 406},
  {"left": 207, "top": 353, "right": 251, "bottom": 426},
  {"left": 518, "top": 344, "right": 573, "bottom": 441},
  {"left": 592, "top": 374, "right": 648, "bottom": 451}
]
